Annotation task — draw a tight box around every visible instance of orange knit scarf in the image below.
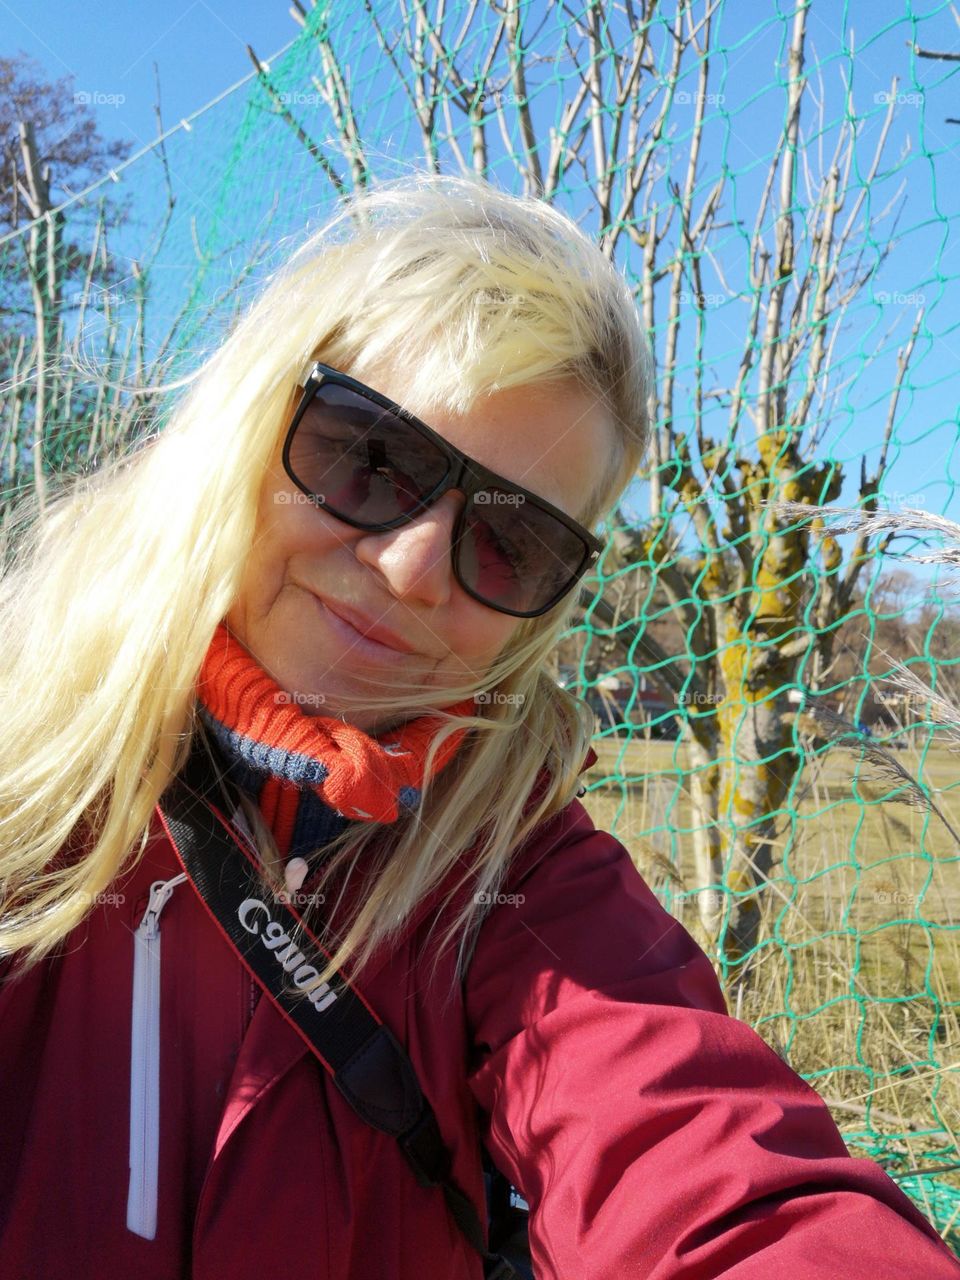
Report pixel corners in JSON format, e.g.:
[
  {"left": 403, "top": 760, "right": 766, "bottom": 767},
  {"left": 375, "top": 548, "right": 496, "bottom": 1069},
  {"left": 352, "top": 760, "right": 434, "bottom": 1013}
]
[{"left": 193, "top": 624, "right": 474, "bottom": 850}]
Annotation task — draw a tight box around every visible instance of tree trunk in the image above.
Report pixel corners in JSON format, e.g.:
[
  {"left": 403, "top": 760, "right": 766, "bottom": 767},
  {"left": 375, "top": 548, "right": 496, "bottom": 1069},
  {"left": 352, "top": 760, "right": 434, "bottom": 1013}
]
[{"left": 716, "top": 506, "right": 807, "bottom": 974}]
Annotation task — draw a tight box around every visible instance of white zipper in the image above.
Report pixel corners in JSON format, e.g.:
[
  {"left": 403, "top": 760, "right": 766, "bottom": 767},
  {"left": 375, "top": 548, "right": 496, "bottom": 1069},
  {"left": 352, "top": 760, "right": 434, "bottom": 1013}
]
[{"left": 126, "top": 872, "right": 187, "bottom": 1240}]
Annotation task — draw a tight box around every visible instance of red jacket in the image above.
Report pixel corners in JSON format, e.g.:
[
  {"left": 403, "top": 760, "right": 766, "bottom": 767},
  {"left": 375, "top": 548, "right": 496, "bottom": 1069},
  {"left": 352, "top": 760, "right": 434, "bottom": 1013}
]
[{"left": 2, "top": 750, "right": 958, "bottom": 1279}]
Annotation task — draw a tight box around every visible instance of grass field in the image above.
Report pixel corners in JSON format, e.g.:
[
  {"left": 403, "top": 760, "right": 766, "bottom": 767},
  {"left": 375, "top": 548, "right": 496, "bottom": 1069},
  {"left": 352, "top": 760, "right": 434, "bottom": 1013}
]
[{"left": 577, "top": 735, "right": 960, "bottom": 1239}]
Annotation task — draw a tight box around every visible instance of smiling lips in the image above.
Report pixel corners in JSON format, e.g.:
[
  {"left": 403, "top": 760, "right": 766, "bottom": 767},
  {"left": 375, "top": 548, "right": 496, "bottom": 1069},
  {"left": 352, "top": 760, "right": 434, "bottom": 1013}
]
[{"left": 317, "top": 596, "right": 417, "bottom": 654}]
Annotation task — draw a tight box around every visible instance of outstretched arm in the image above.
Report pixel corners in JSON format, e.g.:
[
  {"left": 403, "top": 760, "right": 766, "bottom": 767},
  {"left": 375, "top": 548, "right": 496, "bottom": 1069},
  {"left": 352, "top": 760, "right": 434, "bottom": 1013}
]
[{"left": 464, "top": 810, "right": 960, "bottom": 1279}]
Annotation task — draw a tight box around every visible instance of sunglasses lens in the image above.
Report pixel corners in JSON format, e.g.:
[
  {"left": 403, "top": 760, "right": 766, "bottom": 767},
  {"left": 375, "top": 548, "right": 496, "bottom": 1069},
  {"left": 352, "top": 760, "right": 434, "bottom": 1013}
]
[
  {"left": 287, "top": 383, "right": 450, "bottom": 522},
  {"left": 459, "top": 492, "right": 588, "bottom": 615},
  {"left": 287, "top": 377, "right": 590, "bottom": 617}
]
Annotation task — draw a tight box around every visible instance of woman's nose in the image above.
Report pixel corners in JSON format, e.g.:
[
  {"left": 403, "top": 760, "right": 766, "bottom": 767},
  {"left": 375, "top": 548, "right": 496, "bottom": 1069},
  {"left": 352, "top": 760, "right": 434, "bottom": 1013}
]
[{"left": 352, "top": 490, "right": 464, "bottom": 608}]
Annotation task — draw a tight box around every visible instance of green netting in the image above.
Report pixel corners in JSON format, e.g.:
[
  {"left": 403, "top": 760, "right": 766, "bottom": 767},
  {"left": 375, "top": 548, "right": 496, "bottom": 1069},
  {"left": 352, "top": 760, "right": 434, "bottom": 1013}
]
[{"left": 2, "top": 0, "right": 959, "bottom": 1250}]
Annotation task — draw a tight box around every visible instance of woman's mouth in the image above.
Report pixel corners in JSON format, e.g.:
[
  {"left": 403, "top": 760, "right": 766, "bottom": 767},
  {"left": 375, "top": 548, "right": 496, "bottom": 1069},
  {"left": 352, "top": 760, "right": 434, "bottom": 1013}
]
[{"left": 311, "top": 594, "right": 418, "bottom": 662}]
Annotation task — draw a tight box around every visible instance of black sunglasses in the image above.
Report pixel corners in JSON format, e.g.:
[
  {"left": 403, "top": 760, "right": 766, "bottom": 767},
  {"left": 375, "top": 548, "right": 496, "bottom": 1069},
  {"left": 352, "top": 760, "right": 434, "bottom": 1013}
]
[{"left": 281, "top": 362, "right": 605, "bottom": 618}]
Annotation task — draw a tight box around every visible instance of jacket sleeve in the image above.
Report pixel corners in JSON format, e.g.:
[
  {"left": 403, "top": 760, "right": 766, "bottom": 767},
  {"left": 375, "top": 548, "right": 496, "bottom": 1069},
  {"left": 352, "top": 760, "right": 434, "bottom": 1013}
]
[{"left": 463, "top": 809, "right": 960, "bottom": 1279}]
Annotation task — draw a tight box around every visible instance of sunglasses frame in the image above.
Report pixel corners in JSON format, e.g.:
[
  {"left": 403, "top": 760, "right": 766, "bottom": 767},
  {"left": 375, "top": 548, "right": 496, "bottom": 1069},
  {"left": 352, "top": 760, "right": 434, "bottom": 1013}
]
[{"left": 281, "top": 361, "right": 605, "bottom": 619}]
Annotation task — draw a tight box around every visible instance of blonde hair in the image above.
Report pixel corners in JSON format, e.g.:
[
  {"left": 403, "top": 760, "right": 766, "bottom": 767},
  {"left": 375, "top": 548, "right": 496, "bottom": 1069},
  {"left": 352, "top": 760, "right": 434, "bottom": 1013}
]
[{"left": 0, "top": 172, "right": 652, "bottom": 999}]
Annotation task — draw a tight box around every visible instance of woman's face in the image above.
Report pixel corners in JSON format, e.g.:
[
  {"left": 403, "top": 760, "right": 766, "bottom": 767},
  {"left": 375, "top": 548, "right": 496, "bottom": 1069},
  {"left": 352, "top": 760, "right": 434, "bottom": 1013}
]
[{"left": 225, "top": 365, "right": 615, "bottom": 733}]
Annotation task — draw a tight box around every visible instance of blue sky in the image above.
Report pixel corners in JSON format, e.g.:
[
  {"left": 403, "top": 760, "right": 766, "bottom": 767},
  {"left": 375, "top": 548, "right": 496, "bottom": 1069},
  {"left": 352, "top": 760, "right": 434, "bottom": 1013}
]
[
  {"left": 4, "top": 0, "right": 295, "bottom": 154},
  {"left": 5, "top": 0, "right": 960, "bottom": 600}
]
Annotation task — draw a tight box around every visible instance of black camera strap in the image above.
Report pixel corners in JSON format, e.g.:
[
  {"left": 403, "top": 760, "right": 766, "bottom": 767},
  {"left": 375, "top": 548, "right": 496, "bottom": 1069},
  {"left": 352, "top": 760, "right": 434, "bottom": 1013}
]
[{"left": 157, "top": 744, "right": 533, "bottom": 1280}]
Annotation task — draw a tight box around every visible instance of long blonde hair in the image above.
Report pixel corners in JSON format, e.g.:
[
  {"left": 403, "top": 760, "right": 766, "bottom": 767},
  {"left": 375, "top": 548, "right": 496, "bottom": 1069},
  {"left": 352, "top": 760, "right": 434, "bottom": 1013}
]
[{"left": 0, "top": 172, "right": 652, "bottom": 998}]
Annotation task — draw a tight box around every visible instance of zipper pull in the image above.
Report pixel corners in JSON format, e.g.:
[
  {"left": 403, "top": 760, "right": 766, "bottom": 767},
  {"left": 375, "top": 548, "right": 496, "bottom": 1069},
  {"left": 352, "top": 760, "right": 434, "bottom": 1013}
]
[{"left": 136, "top": 874, "right": 188, "bottom": 938}]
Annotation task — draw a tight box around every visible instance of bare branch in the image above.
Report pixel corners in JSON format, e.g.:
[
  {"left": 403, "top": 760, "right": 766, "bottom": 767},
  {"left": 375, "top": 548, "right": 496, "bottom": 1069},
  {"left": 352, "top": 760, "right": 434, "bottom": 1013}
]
[
  {"left": 914, "top": 44, "right": 960, "bottom": 61},
  {"left": 309, "top": 30, "right": 371, "bottom": 189},
  {"left": 756, "top": 2, "right": 807, "bottom": 434},
  {"left": 504, "top": 0, "right": 543, "bottom": 195},
  {"left": 245, "top": 45, "right": 347, "bottom": 195}
]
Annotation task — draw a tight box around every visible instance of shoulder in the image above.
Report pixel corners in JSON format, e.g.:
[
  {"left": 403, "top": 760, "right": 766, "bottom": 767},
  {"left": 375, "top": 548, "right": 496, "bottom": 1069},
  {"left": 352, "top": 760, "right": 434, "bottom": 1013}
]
[{"left": 465, "top": 785, "right": 728, "bottom": 1048}]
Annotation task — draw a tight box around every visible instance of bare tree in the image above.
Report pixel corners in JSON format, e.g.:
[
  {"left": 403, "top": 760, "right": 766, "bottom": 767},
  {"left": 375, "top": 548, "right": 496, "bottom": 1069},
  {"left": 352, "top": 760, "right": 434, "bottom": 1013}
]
[
  {"left": 1, "top": 53, "right": 133, "bottom": 338},
  {"left": 0, "top": 60, "right": 272, "bottom": 532},
  {"left": 1, "top": 52, "right": 136, "bottom": 511},
  {"left": 273, "top": 1, "right": 927, "bottom": 979}
]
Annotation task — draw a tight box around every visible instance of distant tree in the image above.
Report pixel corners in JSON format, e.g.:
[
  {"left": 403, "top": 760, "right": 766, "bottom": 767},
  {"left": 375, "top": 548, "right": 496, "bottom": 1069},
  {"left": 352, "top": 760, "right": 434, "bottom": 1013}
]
[
  {"left": 0, "top": 51, "right": 135, "bottom": 508},
  {"left": 1, "top": 50, "right": 132, "bottom": 327},
  {"left": 0, "top": 50, "right": 275, "bottom": 521}
]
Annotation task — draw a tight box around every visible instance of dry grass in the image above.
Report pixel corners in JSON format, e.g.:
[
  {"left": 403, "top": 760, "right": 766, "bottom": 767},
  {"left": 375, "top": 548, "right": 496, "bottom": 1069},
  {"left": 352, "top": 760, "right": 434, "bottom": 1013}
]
[{"left": 578, "top": 734, "right": 960, "bottom": 1232}]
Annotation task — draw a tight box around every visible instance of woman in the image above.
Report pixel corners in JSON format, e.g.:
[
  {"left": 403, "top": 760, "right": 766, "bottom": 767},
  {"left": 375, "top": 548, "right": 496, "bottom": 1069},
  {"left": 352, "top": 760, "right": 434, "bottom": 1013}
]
[{"left": 0, "top": 173, "right": 957, "bottom": 1279}]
